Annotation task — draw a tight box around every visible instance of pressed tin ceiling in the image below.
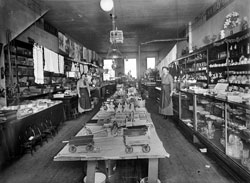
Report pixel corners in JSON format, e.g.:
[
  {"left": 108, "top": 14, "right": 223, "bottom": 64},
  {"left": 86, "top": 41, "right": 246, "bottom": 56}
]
[{"left": 41, "top": 0, "right": 216, "bottom": 54}]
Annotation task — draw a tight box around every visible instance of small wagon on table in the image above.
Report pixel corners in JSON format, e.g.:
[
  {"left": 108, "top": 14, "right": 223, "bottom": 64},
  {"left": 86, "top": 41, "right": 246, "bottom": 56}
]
[
  {"left": 64, "top": 135, "right": 94, "bottom": 153},
  {"left": 123, "top": 125, "right": 150, "bottom": 153}
]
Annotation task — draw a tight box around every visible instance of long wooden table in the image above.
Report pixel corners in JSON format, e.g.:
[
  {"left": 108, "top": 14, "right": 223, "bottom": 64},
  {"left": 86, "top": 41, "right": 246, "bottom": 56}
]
[{"left": 54, "top": 110, "right": 169, "bottom": 183}]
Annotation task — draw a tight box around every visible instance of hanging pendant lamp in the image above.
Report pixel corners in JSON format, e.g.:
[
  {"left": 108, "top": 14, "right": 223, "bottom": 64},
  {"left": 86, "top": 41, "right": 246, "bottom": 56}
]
[
  {"left": 100, "top": 0, "right": 113, "bottom": 12},
  {"left": 105, "top": 0, "right": 123, "bottom": 60},
  {"left": 106, "top": 43, "right": 123, "bottom": 59}
]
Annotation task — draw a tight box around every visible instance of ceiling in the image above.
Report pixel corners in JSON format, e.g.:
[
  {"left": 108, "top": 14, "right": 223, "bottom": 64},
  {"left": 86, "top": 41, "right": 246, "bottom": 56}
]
[{"left": 41, "top": 0, "right": 216, "bottom": 55}]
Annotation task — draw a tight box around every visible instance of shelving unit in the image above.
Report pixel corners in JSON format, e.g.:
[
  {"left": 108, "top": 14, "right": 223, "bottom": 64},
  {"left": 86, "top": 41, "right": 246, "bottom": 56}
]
[
  {"left": 177, "top": 47, "right": 209, "bottom": 88},
  {"left": 4, "top": 40, "right": 67, "bottom": 106},
  {"left": 172, "top": 28, "right": 250, "bottom": 182},
  {"left": 176, "top": 28, "right": 250, "bottom": 89}
]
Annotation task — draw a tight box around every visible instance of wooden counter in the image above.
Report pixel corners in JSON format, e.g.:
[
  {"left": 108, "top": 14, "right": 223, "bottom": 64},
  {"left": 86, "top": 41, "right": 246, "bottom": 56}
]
[
  {"left": 0, "top": 102, "right": 64, "bottom": 168},
  {"left": 52, "top": 96, "right": 78, "bottom": 120}
]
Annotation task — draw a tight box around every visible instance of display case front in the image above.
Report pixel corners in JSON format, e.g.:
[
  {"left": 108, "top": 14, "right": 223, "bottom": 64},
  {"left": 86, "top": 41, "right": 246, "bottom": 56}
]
[
  {"left": 177, "top": 91, "right": 250, "bottom": 181},
  {"left": 196, "top": 95, "right": 225, "bottom": 153},
  {"left": 226, "top": 102, "right": 250, "bottom": 174},
  {"left": 179, "top": 90, "right": 195, "bottom": 130}
]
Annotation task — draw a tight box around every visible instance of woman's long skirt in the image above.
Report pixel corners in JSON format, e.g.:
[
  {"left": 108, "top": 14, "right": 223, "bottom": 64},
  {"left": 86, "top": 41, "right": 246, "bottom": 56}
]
[
  {"left": 159, "top": 84, "right": 173, "bottom": 116},
  {"left": 78, "top": 87, "right": 91, "bottom": 113}
]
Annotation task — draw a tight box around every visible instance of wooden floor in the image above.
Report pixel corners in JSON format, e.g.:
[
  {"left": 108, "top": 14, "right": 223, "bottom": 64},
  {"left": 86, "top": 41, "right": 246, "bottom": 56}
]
[{"left": 0, "top": 98, "right": 239, "bottom": 183}]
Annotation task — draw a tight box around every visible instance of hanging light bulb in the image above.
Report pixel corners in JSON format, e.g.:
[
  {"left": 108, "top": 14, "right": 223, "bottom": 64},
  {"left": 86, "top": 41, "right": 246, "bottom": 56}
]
[{"left": 100, "top": 0, "right": 114, "bottom": 12}]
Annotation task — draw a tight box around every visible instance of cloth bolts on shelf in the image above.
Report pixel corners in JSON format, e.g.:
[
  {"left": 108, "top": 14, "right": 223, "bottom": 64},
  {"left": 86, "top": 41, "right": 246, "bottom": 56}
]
[{"left": 33, "top": 44, "right": 44, "bottom": 84}]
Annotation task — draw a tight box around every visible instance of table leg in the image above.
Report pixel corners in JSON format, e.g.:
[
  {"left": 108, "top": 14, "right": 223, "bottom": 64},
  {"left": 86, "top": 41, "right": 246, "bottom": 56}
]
[
  {"left": 148, "top": 158, "right": 158, "bottom": 183},
  {"left": 86, "top": 160, "right": 97, "bottom": 183}
]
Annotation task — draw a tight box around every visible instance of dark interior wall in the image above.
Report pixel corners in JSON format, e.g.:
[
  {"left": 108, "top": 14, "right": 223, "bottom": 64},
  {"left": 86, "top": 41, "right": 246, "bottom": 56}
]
[
  {"left": 0, "top": 2, "right": 5, "bottom": 106},
  {"left": 192, "top": 0, "right": 250, "bottom": 48},
  {"left": 158, "top": 42, "right": 176, "bottom": 62},
  {"left": 1, "top": 0, "right": 48, "bottom": 46},
  {"left": 17, "top": 24, "right": 59, "bottom": 53}
]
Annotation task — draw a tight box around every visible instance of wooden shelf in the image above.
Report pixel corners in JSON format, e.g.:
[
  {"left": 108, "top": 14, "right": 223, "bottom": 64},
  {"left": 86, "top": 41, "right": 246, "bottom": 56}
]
[
  {"left": 10, "top": 52, "right": 33, "bottom": 58},
  {"left": 228, "top": 73, "right": 250, "bottom": 75},
  {"left": 228, "top": 64, "right": 250, "bottom": 70},
  {"left": 209, "top": 58, "right": 227, "bottom": 63},
  {"left": 209, "top": 66, "right": 227, "bottom": 70},
  {"left": 18, "top": 75, "right": 34, "bottom": 77},
  {"left": 186, "top": 70, "right": 196, "bottom": 73},
  {"left": 186, "top": 58, "right": 207, "bottom": 64},
  {"left": 197, "top": 79, "right": 208, "bottom": 82},
  {"left": 196, "top": 69, "right": 207, "bottom": 73},
  {"left": 17, "top": 64, "right": 34, "bottom": 68},
  {"left": 228, "top": 83, "right": 250, "bottom": 87}
]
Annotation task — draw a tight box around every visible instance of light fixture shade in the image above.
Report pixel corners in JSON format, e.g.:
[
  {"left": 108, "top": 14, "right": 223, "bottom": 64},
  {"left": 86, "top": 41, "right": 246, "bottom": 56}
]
[
  {"left": 106, "top": 43, "right": 123, "bottom": 59},
  {"left": 100, "top": 0, "right": 113, "bottom": 12}
]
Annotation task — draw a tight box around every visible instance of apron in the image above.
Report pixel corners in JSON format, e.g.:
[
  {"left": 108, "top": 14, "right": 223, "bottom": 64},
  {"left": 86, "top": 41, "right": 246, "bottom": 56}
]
[
  {"left": 78, "top": 87, "right": 91, "bottom": 113},
  {"left": 159, "top": 84, "right": 173, "bottom": 116}
]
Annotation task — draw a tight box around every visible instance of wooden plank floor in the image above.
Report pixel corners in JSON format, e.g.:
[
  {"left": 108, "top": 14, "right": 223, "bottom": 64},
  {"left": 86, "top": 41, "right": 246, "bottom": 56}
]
[
  {"left": 0, "top": 99, "right": 238, "bottom": 183},
  {"left": 146, "top": 98, "right": 237, "bottom": 183}
]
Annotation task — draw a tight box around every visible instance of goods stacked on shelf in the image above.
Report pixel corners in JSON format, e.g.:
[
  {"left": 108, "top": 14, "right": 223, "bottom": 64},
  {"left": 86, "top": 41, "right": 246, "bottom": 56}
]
[
  {"left": 4, "top": 40, "right": 66, "bottom": 106},
  {"left": 175, "top": 29, "right": 250, "bottom": 92},
  {"left": 168, "top": 28, "right": 250, "bottom": 181},
  {"left": 0, "top": 99, "right": 61, "bottom": 119}
]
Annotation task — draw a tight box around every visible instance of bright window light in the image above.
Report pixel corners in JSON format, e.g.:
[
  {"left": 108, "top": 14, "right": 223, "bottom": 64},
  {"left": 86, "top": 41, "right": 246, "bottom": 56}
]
[
  {"left": 103, "top": 59, "right": 115, "bottom": 80},
  {"left": 147, "top": 57, "right": 155, "bottom": 69},
  {"left": 124, "top": 58, "right": 137, "bottom": 78}
]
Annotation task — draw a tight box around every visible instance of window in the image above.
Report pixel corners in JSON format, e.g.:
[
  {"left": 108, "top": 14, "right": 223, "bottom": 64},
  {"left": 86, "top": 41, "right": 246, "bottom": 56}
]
[
  {"left": 147, "top": 57, "right": 155, "bottom": 69},
  {"left": 124, "top": 58, "right": 137, "bottom": 78},
  {"left": 103, "top": 59, "right": 115, "bottom": 81}
]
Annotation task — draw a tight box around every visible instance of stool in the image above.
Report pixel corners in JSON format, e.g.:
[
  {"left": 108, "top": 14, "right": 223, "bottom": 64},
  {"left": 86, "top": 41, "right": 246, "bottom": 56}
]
[{"left": 83, "top": 172, "right": 106, "bottom": 183}]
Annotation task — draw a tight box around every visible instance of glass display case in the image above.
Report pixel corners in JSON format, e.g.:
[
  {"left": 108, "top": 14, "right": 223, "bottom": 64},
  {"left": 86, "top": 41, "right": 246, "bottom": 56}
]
[
  {"left": 178, "top": 90, "right": 194, "bottom": 130},
  {"left": 177, "top": 90, "right": 250, "bottom": 180},
  {"left": 172, "top": 28, "right": 250, "bottom": 181},
  {"left": 196, "top": 95, "right": 225, "bottom": 152},
  {"left": 226, "top": 102, "right": 250, "bottom": 175}
]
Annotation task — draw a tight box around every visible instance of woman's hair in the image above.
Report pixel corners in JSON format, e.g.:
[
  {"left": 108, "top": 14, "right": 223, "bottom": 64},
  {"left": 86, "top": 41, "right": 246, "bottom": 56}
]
[{"left": 162, "top": 66, "right": 169, "bottom": 71}]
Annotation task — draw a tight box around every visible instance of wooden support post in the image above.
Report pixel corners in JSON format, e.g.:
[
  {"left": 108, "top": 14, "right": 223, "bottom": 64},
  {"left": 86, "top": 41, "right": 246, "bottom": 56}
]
[
  {"left": 86, "top": 160, "right": 97, "bottom": 183},
  {"left": 188, "top": 22, "right": 193, "bottom": 53},
  {"left": 193, "top": 94, "right": 197, "bottom": 131},
  {"left": 148, "top": 158, "right": 158, "bottom": 183},
  {"left": 179, "top": 92, "right": 182, "bottom": 120},
  {"left": 105, "top": 160, "right": 111, "bottom": 182}
]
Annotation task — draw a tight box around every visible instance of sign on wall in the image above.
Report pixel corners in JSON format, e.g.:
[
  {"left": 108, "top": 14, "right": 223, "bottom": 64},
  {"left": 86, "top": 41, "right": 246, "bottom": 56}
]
[{"left": 58, "top": 32, "right": 65, "bottom": 52}]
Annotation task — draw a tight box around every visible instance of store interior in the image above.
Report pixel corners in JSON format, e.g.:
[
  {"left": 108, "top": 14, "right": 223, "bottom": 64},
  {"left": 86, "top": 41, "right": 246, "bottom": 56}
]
[{"left": 0, "top": 0, "right": 250, "bottom": 183}]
